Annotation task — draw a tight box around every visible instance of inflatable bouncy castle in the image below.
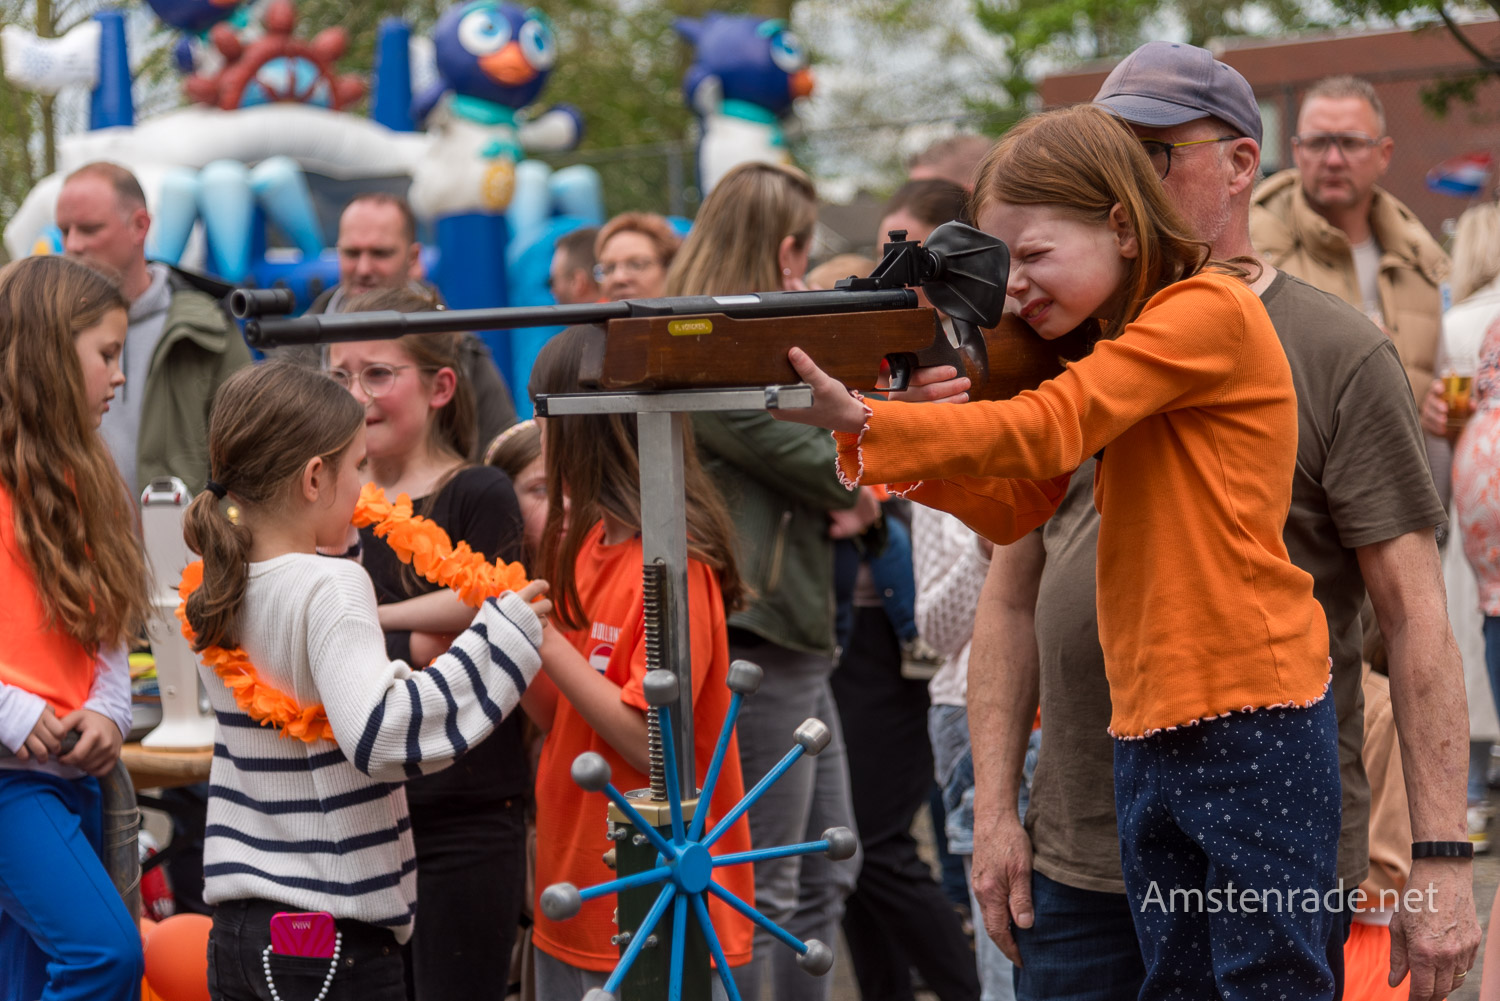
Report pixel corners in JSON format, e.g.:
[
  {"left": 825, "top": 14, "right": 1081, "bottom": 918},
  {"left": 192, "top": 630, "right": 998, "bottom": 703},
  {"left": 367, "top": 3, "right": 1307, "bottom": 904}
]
[{"left": 1, "top": 0, "right": 604, "bottom": 405}]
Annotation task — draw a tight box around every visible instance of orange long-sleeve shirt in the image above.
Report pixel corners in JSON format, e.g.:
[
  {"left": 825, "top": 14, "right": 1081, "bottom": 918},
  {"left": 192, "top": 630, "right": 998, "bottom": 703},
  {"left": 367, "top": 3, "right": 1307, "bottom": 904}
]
[{"left": 835, "top": 272, "right": 1330, "bottom": 737}]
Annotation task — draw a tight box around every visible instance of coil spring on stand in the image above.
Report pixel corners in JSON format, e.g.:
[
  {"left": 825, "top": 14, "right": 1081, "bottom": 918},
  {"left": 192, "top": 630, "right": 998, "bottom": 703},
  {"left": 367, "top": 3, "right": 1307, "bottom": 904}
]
[{"left": 642, "top": 561, "right": 668, "bottom": 801}]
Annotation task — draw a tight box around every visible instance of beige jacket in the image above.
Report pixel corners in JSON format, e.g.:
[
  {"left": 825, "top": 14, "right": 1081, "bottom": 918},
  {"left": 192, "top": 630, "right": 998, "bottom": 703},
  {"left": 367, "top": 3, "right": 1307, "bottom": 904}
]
[{"left": 1250, "top": 169, "right": 1449, "bottom": 401}]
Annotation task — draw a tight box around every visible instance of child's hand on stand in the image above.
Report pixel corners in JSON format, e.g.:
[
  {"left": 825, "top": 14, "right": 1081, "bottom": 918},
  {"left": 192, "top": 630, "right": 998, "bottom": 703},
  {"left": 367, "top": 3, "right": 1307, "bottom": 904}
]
[
  {"left": 57, "top": 709, "right": 121, "bottom": 776},
  {"left": 14, "top": 706, "right": 66, "bottom": 764}
]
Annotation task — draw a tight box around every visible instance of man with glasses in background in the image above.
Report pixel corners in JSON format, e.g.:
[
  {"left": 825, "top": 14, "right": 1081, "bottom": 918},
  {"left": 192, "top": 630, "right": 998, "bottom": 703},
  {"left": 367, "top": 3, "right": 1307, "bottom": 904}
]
[{"left": 1251, "top": 76, "right": 1450, "bottom": 495}]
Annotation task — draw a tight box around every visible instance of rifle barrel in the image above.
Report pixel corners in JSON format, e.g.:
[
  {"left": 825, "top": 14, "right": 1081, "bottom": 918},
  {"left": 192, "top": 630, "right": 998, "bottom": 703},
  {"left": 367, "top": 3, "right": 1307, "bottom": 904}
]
[{"left": 242, "top": 289, "right": 918, "bottom": 348}]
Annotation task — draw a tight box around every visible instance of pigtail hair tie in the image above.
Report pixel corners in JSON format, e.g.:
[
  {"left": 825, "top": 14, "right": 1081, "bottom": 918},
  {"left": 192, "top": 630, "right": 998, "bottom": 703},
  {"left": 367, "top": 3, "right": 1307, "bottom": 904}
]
[{"left": 204, "top": 480, "right": 228, "bottom": 500}]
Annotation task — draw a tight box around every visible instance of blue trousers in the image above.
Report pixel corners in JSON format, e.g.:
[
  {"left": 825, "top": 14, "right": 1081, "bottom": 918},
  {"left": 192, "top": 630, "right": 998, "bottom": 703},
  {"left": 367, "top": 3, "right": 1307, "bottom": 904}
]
[
  {"left": 1115, "top": 696, "right": 1341, "bottom": 1001},
  {"left": 0, "top": 770, "right": 142, "bottom": 1001}
]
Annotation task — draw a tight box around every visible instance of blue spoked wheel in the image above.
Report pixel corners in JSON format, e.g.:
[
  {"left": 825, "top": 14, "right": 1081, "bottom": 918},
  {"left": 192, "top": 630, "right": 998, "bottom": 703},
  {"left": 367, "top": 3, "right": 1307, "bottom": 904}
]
[{"left": 540, "top": 662, "right": 856, "bottom": 1001}]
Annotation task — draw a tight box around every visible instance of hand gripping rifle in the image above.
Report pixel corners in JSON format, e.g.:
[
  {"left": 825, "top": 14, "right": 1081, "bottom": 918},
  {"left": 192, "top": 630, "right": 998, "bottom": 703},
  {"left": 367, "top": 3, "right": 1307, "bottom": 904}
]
[{"left": 233, "top": 222, "right": 1071, "bottom": 399}]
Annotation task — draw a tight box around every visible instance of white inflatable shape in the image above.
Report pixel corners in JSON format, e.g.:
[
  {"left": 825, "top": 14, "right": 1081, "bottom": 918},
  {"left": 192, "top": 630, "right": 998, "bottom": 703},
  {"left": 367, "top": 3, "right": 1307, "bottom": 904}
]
[
  {"left": 519, "top": 107, "right": 582, "bottom": 154},
  {"left": 5, "top": 104, "right": 429, "bottom": 261},
  {"left": 697, "top": 111, "right": 793, "bottom": 195},
  {"left": 1, "top": 20, "right": 100, "bottom": 94},
  {"left": 149, "top": 166, "right": 202, "bottom": 266},
  {"left": 198, "top": 159, "right": 255, "bottom": 281},
  {"left": 409, "top": 100, "right": 522, "bottom": 219}
]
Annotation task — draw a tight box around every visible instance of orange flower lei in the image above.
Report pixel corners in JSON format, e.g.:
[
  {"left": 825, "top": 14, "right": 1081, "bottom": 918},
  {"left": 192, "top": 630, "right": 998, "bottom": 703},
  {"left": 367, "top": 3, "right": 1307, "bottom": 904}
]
[{"left": 176, "top": 483, "right": 532, "bottom": 745}]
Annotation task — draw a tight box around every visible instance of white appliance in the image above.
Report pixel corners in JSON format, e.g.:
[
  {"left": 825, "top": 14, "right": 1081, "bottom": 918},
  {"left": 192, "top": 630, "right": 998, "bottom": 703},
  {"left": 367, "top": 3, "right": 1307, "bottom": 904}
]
[{"left": 139, "top": 477, "right": 215, "bottom": 750}]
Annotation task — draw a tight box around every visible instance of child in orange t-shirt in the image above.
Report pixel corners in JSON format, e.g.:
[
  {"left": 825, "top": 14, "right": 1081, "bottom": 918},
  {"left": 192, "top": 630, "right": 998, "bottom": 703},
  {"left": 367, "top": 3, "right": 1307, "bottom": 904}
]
[{"left": 524, "top": 328, "right": 755, "bottom": 999}]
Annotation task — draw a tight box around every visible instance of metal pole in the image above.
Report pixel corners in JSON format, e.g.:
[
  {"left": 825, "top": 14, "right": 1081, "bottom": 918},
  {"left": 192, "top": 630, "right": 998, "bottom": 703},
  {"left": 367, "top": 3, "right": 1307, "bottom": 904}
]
[{"left": 635, "top": 410, "right": 695, "bottom": 799}]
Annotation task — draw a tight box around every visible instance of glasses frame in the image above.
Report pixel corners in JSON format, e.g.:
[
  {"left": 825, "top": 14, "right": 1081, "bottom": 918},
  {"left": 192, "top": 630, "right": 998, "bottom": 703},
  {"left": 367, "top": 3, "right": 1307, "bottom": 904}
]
[
  {"left": 326, "top": 363, "right": 437, "bottom": 399},
  {"left": 1289, "top": 131, "right": 1383, "bottom": 161},
  {"left": 593, "top": 257, "right": 663, "bottom": 283},
  {"left": 1138, "top": 136, "right": 1238, "bottom": 179}
]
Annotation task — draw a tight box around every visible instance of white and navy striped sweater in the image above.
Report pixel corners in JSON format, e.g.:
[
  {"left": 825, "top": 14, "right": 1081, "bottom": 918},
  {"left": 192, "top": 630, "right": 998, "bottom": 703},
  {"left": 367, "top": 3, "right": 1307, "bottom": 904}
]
[{"left": 199, "top": 553, "right": 541, "bottom": 943}]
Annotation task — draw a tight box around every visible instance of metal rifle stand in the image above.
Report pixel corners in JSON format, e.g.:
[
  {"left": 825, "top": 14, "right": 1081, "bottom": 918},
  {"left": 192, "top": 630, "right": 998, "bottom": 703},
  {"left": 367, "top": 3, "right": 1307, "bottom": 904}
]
[{"left": 535, "top": 385, "right": 855, "bottom": 1001}]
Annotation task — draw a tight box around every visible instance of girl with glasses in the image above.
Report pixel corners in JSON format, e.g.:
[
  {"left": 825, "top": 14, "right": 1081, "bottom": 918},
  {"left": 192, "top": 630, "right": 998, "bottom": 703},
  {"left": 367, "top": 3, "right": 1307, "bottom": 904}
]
[{"left": 325, "top": 285, "right": 532, "bottom": 1001}]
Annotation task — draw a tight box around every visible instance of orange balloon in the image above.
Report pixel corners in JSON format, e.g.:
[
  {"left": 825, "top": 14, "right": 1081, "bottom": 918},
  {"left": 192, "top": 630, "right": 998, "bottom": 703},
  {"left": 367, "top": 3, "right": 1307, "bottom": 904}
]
[
  {"left": 139, "top": 916, "right": 158, "bottom": 944},
  {"left": 142, "top": 913, "right": 212, "bottom": 1001},
  {"left": 140, "top": 974, "right": 165, "bottom": 1001}
]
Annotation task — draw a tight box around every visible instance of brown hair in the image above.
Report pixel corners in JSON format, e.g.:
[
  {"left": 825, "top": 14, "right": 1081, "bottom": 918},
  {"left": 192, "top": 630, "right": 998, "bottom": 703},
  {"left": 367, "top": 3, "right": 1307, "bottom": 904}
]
[
  {"left": 0, "top": 256, "right": 148, "bottom": 651},
  {"left": 972, "top": 105, "right": 1216, "bottom": 339},
  {"left": 556, "top": 227, "right": 600, "bottom": 276},
  {"left": 340, "top": 285, "right": 478, "bottom": 462},
  {"left": 883, "top": 179, "right": 969, "bottom": 231},
  {"left": 805, "top": 254, "right": 876, "bottom": 291},
  {"left": 344, "top": 192, "right": 419, "bottom": 244},
  {"left": 1302, "top": 75, "right": 1386, "bottom": 135},
  {"left": 527, "top": 328, "right": 745, "bottom": 630},
  {"left": 64, "top": 161, "right": 147, "bottom": 212},
  {"left": 182, "top": 362, "right": 364, "bottom": 650},
  {"left": 664, "top": 163, "right": 818, "bottom": 297},
  {"left": 596, "top": 213, "right": 681, "bottom": 271}
]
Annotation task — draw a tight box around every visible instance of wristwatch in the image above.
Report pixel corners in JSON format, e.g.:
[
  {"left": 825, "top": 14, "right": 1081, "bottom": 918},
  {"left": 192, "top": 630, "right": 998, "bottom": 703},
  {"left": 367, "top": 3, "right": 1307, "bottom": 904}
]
[{"left": 1410, "top": 840, "right": 1475, "bottom": 860}]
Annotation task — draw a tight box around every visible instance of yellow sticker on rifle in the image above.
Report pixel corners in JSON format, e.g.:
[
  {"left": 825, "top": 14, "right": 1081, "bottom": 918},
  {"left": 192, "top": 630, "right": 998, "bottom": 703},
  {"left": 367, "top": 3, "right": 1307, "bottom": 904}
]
[{"left": 668, "top": 319, "right": 714, "bottom": 336}]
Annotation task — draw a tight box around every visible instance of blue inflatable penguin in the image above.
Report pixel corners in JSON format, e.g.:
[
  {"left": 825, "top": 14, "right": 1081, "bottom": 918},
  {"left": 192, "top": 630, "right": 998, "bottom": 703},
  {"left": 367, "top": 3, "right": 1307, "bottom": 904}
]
[
  {"left": 409, "top": 2, "right": 582, "bottom": 218},
  {"left": 675, "top": 13, "right": 813, "bottom": 194}
]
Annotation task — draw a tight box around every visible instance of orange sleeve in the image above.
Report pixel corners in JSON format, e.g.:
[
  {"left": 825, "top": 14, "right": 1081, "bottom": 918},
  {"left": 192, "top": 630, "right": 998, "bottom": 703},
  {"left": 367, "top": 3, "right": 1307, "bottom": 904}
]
[
  {"left": 898, "top": 472, "right": 1073, "bottom": 546},
  {"left": 836, "top": 274, "right": 1252, "bottom": 488}
]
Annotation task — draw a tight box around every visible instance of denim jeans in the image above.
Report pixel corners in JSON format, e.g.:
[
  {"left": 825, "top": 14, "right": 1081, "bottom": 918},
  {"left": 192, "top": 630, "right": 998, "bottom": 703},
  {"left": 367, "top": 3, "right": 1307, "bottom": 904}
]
[
  {"left": 1012, "top": 872, "right": 1144, "bottom": 1001},
  {"left": 0, "top": 772, "right": 141, "bottom": 1001},
  {"left": 208, "top": 898, "right": 405, "bottom": 1001}
]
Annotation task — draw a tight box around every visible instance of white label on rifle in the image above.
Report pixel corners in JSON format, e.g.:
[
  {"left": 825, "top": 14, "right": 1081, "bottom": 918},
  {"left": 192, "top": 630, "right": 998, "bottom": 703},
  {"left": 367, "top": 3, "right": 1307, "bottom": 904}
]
[{"left": 713, "top": 295, "right": 761, "bottom": 306}]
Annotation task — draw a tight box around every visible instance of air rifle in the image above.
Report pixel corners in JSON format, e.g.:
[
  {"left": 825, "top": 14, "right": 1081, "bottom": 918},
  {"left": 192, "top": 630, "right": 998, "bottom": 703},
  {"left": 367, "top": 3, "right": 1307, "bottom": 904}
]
[{"left": 233, "top": 222, "right": 1075, "bottom": 400}]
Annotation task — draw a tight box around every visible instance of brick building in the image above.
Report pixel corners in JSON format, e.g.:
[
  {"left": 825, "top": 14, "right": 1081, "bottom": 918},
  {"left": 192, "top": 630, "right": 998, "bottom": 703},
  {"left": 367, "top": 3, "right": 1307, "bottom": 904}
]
[{"left": 1039, "top": 21, "right": 1500, "bottom": 237}]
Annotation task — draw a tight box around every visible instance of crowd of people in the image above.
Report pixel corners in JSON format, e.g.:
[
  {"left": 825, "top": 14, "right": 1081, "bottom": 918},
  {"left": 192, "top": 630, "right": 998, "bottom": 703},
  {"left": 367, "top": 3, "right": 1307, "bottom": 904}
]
[{"left": 0, "top": 33, "right": 1496, "bottom": 1001}]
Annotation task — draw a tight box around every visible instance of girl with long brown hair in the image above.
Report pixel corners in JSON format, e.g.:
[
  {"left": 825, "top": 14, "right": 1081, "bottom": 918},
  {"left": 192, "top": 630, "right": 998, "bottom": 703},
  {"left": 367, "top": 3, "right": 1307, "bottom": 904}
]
[
  {"left": 180, "top": 361, "right": 545, "bottom": 1001},
  {"left": 521, "top": 327, "right": 753, "bottom": 999},
  {"left": 325, "top": 286, "right": 533, "bottom": 1001},
  {"left": 673, "top": 161, "right": 867, "bottom": 1001},
  {"left": 781, "top": 104, "right": 1340, "bottom": 999},
  {"left": 0, "top": 255, "right": 149, "bottom": 1001}
]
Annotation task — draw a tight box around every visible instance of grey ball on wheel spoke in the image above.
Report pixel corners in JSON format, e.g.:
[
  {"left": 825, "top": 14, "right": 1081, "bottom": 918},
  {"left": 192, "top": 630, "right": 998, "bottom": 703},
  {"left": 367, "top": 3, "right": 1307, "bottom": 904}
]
[
  {"left": 581, "top": 990, "right": 617, "bottom": 1001},
  {"left": 727, "top": 659, "right": 763, "bottom": 694},
  {"left": 794, "top": 719, "right": 831, "bottom": 755},
  {"left": 643, "top": 669, "right": 680, "bottom": 706},
  {"left": 798, "top": 939, "right": 834, "bottom": 976},
  {"left": 572, "top": 752, "right": 611, "bottom": 792},
  {"left": 540, "top": 883, "right": 582, "bottom": 921}
]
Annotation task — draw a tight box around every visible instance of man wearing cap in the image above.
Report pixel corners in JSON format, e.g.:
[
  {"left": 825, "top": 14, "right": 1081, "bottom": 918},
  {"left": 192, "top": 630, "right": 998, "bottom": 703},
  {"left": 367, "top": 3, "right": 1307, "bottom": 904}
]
[{"left": 965, "top": 41, "right": 1476, "bottom": 1001}]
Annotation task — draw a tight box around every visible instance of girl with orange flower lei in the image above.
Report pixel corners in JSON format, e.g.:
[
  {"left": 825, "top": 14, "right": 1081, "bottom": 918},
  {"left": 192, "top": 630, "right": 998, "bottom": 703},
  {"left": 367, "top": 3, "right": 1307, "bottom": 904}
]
[
  {"left": 326, "top": 286, "right": 532, "bottom": 1001},
  {"left": 182, "top": 361, "right": 545, "bottom": 1001}
]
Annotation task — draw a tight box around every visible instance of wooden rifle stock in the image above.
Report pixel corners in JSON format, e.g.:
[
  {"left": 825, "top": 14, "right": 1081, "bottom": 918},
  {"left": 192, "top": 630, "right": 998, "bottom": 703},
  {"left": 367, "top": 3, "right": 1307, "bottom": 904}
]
[{"left": 575, "top": 306, "right": 1075, "bottom": 401}]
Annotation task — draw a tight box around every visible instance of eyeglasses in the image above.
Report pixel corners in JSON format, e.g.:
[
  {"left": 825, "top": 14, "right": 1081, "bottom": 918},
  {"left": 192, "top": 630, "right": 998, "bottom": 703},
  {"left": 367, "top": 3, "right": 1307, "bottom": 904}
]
[
  {"left": 1290, "top": 131, "right": 1382, "bottom": 159},
  {"left": 326, "top": 363, "right": 435, "bottom": 398},
  {"left": 593, "top": 258, "right": 661, "bottom": 283},
  {"left": 1138, "top": 136, "right": 1238, "bottom": 179}
]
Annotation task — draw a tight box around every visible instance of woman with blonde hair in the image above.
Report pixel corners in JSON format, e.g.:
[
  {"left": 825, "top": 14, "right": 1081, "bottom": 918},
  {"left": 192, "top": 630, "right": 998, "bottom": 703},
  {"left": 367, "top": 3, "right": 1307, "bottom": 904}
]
[{"left": 676, "top": 161, "right": 868, "bottom": 1001}]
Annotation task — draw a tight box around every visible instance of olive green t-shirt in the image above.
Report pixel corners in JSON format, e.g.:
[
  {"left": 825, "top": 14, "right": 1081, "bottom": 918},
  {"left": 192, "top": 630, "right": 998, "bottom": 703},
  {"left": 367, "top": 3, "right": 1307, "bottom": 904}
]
[{"left": 1026, "top": 272, "right": 1445, "bottom": 894}]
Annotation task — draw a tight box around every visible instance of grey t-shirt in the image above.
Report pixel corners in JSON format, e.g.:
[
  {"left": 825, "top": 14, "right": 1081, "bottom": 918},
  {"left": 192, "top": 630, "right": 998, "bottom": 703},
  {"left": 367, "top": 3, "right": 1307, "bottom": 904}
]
[
  {"left": 1026, "top": 271, "right": 1445, "bottom": 894},
  {"left": 99, "top": 262, "right": 172, "bottom": 495}
]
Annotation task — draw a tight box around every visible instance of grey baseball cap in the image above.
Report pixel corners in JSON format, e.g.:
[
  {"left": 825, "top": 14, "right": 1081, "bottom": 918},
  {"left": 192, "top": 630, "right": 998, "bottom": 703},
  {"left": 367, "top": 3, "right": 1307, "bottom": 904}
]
[{"left": 1094, "top": 41, "right": 1262, "bottom": 145}]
